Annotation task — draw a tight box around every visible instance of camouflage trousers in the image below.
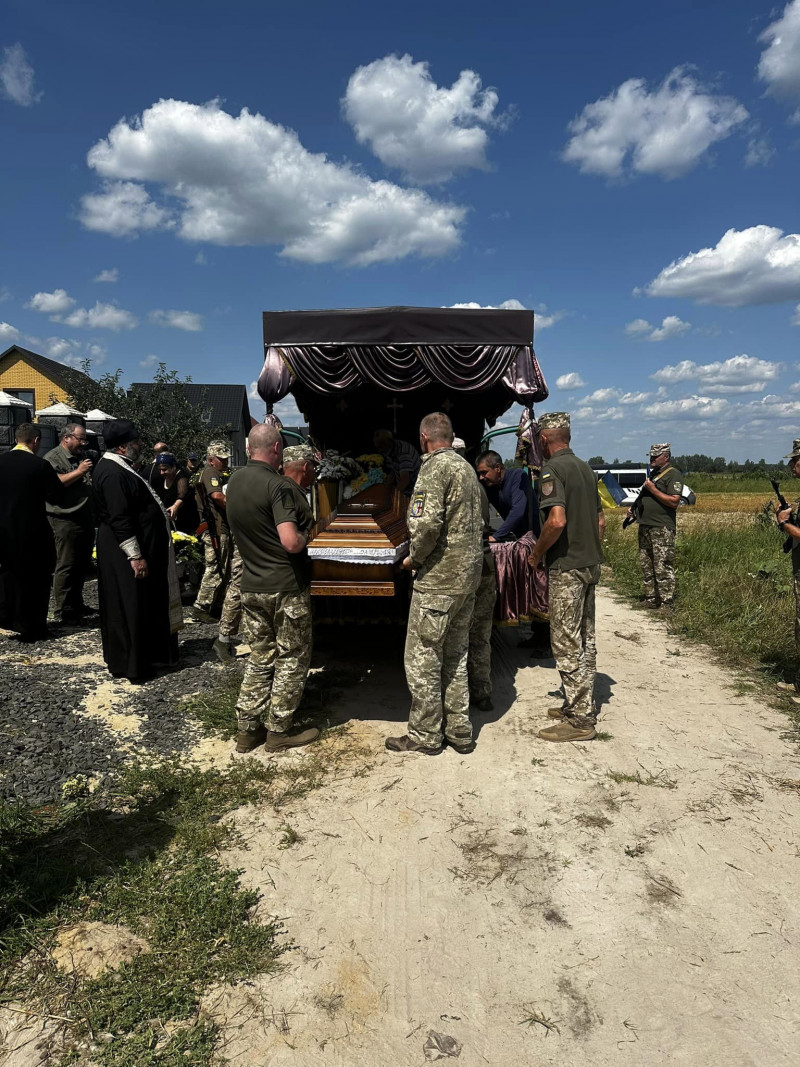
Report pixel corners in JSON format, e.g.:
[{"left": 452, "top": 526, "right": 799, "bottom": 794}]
[
  {"left": 468, "top": 569, "right": 497, "bottom": 701},
  {"left": 405, "top": 588, "right": 476, "bottom": 749},
  {"left": 549, "top": 565, "right": 600, "bottom": 726},
  {"left": 236, "top": 589, "right": 312, "bottom": 734},
  {"left": 795, "top": 574, "right": 800, "bottom": 690},
  {"left": 219, "top": 541, "right": 246, "bottom": 640},
  {"left": 638, "top": 525, "right": 676, "bottom": 606},
  {"left": 196, "top": 529, "right": 232, "bottom": 614}
]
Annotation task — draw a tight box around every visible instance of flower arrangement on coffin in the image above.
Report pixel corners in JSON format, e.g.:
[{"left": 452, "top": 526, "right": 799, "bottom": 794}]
[
  {"left": 316, "top": 450, "right": 363, "bottom": 482},
  {"left": 344, "top": 453, "right": 386, "bottom": 499}
]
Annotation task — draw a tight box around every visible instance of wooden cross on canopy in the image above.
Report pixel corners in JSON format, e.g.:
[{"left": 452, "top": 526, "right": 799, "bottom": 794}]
[{"left": 386, "top": 398, "right": 403, "bottom": 434}]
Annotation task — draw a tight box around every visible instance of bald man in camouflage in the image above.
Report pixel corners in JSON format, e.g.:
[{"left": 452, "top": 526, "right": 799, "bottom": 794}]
[
  {"left": 628, "top": 443, "right": 683, "bottom": 611},
  {"left": 386, "top": 412, "right": 484, "bottom": 755}
]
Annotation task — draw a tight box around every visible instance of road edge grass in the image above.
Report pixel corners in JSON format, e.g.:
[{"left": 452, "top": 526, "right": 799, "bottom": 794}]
[
  {"left": 0, "top": 686, "right": 372, "bottom": 1067},
  {"left": 601, "top": 511, "right": 800, "bottom": 741}
]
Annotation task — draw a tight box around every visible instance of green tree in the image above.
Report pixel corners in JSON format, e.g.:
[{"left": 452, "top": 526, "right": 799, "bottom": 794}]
[{"left": 65, "top": 362, "right": 228, "bottom": 461}]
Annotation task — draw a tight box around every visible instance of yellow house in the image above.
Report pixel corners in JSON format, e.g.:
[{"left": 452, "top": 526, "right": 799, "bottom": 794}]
[{"left": 0, "top": 345, "right": 90, "bottom": 414}]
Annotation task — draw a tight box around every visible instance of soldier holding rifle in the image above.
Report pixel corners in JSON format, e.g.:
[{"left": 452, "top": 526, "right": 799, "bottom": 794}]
[
  {"left": 776, "top": 439, "right": 800, "bottom": 701},
  {"left": 627, "top": 443, "right": 683, "bottom": 611}
]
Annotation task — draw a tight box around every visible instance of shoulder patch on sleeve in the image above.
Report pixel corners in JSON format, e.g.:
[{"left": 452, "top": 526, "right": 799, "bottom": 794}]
[
  {"left": 542, "top": 481, "right": 555, "bottom": 497},
  {"left": 673, "top": 481, "right": 682, "bottom": 492},
  {"left": 210, "top": 477, "right": 220, "bottom": 487},
  {"left": 410, "top": 491, "right": 427, "bottom": 518}
]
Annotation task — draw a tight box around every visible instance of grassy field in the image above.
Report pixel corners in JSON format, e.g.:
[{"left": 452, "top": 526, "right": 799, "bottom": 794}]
[{"left": 603, "top": 502, "right": 798, "bottom": 719}]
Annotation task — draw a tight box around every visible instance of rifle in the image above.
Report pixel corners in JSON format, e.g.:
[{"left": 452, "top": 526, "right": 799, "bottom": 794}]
[
  {"left": 770, "top": 479, "right": 795, "bottom": 554},
  {"left": 195, "top": 480, "right": 224, "bottom": 577},
  {"left": 622, "top": 467, "right": 650, "bottom": 529}
]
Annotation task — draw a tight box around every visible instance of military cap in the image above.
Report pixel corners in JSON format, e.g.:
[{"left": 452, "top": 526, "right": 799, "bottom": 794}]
[
  {"left": 283, "top": 443, "right": 319, "bottom": 465},
  {"left": 784, "top": 438, "right": 800, "bottom": 460},
  {"left": 538, "top": 411, "right": 571, "bottom": 430},
  {"left": 452, "top": 436, "right": 466, "bottom": 453},
  {"left": 207, "top": 440, "right": 232, "bottom": 459},
  {"left": 649, "top": 442, "right": 671, "bottom": 458}
]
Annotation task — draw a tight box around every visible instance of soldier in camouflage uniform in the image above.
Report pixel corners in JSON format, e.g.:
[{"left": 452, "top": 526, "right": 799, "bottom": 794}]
[
  {"left": 528, "top": 412, "right": 605, "bottom": 742},
  {"left": 386, "top": 413, "right": 484, "bottom": 755},
  {"left": 226, "top": 424, "right": 318, "bottom": 753},
  {"left": 629, "top": 443, "right": 683, "bottom": 610},
  {"left": 194, "top": 441, "right": 233, "bottom": 619},
  {"left": 776, "top": 439, "right": 800, "bottom": 701}
]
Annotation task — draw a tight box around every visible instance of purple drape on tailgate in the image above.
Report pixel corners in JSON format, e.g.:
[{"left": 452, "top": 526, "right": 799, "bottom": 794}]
[{"left": 491, "top": 532, "right": 549, "bottom": 622}]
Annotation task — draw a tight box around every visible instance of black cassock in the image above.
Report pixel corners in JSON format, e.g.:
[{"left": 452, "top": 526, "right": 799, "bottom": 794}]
[
  {"left": 93, "top": 456, "right": 178, "bottom": 680},
  {"left": 0, "top": 449, "right": 62, "bottom": 639}
]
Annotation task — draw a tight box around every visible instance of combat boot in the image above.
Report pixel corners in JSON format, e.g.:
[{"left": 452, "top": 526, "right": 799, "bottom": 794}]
[
  {"left": 471, "top": 695, "right": 494, "bottom": 712},
  {"left": 265, "top": 727, "right": 320, "bottom": 751},
  {"left": 547, "top": 706, "right": 566, "bottom": 720},
  {"left": 211, "top": 637, "right": 235, "bottom": 663},
  {"left": 538, "top": 720, "right": 596, "bottom": 742},
  {"left": 448, "top": 738, "right": 476, "bottom": 754},
  {"left": 385, "top": 735, "right": 443, "bottom": 755},
  {"left": 235, "top": 724, "right": 267, "bottom": 753}
]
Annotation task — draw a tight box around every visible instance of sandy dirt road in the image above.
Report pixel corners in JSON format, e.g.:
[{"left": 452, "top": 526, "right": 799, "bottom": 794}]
[{"left": 207, "top": 587, "right": 800, "bottom": 1066}]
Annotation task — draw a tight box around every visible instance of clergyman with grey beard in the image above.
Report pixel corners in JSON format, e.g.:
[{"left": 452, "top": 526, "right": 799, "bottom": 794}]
[{"left": 92, "top": 420, "right": 183, "bottom": 682}]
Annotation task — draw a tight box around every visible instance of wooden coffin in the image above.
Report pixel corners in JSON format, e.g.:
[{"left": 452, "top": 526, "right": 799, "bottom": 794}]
[{"left": 308, "top": 482, "right": 408, "bottom": 596}]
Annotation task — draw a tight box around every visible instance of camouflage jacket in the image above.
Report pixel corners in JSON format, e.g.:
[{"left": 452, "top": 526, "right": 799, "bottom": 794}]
[{"left": 407, "top": 447, "right": 483, "bottom": 595}]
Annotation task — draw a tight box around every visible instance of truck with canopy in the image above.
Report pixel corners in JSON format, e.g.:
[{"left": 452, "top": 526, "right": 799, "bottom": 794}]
[{"left": 256, "top": 306, "right": 549, "bottom": 615}]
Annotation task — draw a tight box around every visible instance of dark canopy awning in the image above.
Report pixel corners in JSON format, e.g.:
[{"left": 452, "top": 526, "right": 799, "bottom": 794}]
[{"left": 262, "top": 306, "right": 534, "bottom": 346}]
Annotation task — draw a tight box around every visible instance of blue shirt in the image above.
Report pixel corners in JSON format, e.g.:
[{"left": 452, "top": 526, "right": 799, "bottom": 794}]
[{"left": 486, "top": 467, "right": 538, "bottom": 539}]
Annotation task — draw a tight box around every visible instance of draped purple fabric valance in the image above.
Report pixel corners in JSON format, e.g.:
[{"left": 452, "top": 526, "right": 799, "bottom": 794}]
[{"left": 257, "top": 343, "right": 548, "bottom": 407}]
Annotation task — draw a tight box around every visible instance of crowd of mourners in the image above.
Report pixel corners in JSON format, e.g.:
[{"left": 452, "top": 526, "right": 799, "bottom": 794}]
[{"left": 1, "top": 415, "right": 798, "bottom": 756}]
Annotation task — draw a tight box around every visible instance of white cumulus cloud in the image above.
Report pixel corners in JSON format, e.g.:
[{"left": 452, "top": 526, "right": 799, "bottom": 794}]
[
  {"left": 148, "top": 309, "right": 204, "bottom": 332},
  {"left": 563, "top": 67, "right": 748, "bottom": 180},
  {"left": 640, "top": 395, "right": 729, "bottom": 419},
  {"left": 644, "top": 225, "right": 800, "bottom": 306},
  {"left": 758, "top": 0, "right": 800, "bottom": 120},
  {"left": 26, "top": 289, "right": 76, "bottom": 314},
  {"left": 556, "top": 372, "right": 586, "bottom": 390},
  {"left": 22, "top": 336, "right": 107, "bottom": 368},
  {"left": 93, "top": 268, "right": 119, "bottom": 283},
  {"left": 651, "top": 354, "right": 782, "bottom": 394},
  {"left": 79, "top": 98, "right": 465, "bottom": 266},
  {"left": 449, "top": 300, "right": 564, "bottom": 330},
  {"left": 81, "top": 180, "right": 171, "bottom": 239},
  {"left": 0, "top": 43, "right": 42, "bottom": 107},
  {"left": 62, "top": 302, "right": 138, "bottom": 331},
  {"left": 625, "top": 315, "right": 691, "bottom": 341},
  {"left": 0, "top": 321, "right": 20, "bottom": 343},
  {"left": 139, "top": 354, "right": 160, "bottom": 368},
  {"left": 792, "top": 303, "right": 800, "bottom": 325},
  {"left": 343, "top": 53, "right": 503, "bottom": 184}
]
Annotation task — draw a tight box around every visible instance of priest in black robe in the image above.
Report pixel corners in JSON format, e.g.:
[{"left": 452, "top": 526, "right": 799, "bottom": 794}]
[
  {"left": 0, "top": 423, "right": 63, "bottom": 641},
  {"left": 93, "top": 421, "right": 183, "bottom": 681}
]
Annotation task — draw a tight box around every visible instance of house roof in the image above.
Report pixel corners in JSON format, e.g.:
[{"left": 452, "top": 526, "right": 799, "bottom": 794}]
[
  {"left": 0, "top": 345, "right": 91, "bottom": 388},
  {"left": 129, "top": 383, "right": 250, "bottom": 433}
]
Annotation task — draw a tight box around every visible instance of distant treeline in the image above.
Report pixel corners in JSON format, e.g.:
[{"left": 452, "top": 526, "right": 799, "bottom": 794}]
[{"left": 588, "top": 454, "right": 787, "bottom": 477}]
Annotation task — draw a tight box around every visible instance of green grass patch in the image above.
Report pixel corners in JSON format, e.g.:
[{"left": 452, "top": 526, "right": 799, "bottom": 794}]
[
  {"left": 1, "top": 683, "right": 372, "bottom": 1067},
  {"left": 680, "top": 473, "right": 796, "bottom": 495},
  {"left": 603, "top": 513, "right": 797, "bottom": 710}
]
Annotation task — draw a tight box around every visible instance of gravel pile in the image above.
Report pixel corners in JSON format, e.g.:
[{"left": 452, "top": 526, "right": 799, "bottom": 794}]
[{"left": 0, "top": 601, "right": 239, "bottom": 806}]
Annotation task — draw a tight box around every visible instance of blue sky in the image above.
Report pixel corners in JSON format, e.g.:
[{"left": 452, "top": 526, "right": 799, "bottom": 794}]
[{"left": 2, "top": 0, "right": 799, "bottom": 461}]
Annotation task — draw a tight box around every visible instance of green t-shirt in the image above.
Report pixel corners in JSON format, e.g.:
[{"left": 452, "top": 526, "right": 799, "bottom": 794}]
[
  {"left": 638, "top": 465, "right": 684, "bottom": 531},
  {"left": 539, "top": 448, "right": 604, "bottom": 572},
  {"left": 198, "top": 464, "right": 230, "bottom": 534},
  {"left": 226, "top": 461, "right": 311, "bottom": 593}
]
